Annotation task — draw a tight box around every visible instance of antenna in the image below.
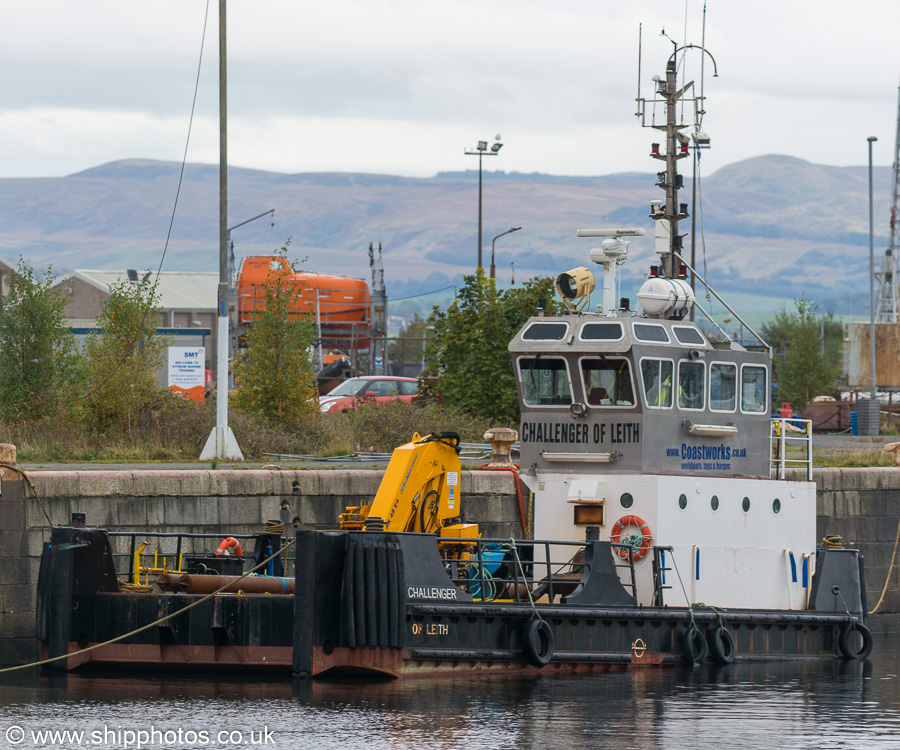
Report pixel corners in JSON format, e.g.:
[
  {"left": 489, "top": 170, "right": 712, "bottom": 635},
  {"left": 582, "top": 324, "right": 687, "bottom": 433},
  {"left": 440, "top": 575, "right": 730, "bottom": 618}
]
[
  {"left": 577, "top": 228, "right": 645, "bottom": 316},
  {"left": 636, "top": 23, "right": 642, "bottom": 118},
  {"left": 700, "top": 1, "right": 708, "bottom": 127}
]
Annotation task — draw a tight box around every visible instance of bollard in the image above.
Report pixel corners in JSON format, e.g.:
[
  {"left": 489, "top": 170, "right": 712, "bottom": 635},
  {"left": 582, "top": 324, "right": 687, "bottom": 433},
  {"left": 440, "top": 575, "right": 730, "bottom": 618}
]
[{"left": 483, "top": 427, "right": 519, "bottom": 468}]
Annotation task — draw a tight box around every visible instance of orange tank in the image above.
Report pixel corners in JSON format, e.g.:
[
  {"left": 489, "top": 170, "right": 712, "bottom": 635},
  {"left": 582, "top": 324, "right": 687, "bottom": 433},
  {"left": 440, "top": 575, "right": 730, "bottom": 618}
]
[{"left": 236, "top": 256, "right": 371, "bottom": 343}]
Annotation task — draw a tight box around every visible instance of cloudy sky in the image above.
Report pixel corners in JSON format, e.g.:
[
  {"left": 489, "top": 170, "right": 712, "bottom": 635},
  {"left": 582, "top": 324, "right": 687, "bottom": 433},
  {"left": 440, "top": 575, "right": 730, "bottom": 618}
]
[{"left": 2, "top": 0, "right": 899, "bottom": 180}]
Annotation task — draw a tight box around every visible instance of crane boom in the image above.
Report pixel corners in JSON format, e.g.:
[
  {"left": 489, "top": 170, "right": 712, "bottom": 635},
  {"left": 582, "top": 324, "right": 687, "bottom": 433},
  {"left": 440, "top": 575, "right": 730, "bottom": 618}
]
[
  {"left": 339, "top": 432, "right": 479, "bottom": 541},
  {"left": 875, "top": 83, "right": 900, "bottom": 322}
]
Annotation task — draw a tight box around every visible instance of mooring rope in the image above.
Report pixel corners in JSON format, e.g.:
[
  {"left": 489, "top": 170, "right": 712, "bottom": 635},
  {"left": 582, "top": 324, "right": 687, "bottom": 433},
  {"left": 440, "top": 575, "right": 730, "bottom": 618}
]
[
  {"left": 0, "top": 537, "right": 296, "bottom": 675},
  {"left": 868, "top": 512, "right": 900, "bottom": 615},
  {"left": 0, "top": 462, "right": 52, "bottom": 527},
  {"left": 668, "top": 550, "right": 698, "bottom": 630},
  {"left": 506, "top": 538, "right": 544, "bottom": 624}
]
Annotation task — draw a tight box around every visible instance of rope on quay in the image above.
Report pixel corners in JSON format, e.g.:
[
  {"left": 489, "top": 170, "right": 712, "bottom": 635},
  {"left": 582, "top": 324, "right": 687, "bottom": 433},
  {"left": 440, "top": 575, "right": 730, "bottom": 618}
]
[
  {"left": 0, "top": 462, "right": 52, "bottom": 527},
  {"left": 868, "top": 514, "right": 900, "bottom": 615},
  {"left": 0, "top": 538, "right": 297, "bottom": 675}
]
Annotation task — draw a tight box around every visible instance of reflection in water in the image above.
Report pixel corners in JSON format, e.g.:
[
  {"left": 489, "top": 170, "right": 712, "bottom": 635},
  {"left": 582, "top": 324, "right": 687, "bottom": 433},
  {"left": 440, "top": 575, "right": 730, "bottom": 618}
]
[{"left": 0, "top": 638, "right": 899, "bottom": 749}]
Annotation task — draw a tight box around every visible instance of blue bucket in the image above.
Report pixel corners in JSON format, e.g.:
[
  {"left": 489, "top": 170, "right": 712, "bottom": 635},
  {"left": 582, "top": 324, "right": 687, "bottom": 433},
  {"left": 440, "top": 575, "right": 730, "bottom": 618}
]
[{"left": 851, "top": 411, "right": 858, "bottom": 435}]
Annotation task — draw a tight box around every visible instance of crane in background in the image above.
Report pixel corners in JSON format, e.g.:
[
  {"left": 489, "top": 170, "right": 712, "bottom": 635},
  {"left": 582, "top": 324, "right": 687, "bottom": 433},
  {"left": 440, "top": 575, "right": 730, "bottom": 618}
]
[{"left": 875, "top": 84, "right": 900, "bottom": 322}]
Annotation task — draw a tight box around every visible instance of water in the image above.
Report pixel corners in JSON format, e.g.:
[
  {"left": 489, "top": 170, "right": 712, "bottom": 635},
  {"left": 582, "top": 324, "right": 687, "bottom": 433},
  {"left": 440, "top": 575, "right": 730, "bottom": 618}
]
[{"left": 1, "top": 636, "right": 899, "bottom": 749}]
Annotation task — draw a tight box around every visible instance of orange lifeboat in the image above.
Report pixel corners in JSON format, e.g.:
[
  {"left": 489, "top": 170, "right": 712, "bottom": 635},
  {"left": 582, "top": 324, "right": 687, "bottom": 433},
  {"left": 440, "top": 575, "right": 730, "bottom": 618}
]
[{"left": 236, "top": 256, "right": 371, "bottom": 344}]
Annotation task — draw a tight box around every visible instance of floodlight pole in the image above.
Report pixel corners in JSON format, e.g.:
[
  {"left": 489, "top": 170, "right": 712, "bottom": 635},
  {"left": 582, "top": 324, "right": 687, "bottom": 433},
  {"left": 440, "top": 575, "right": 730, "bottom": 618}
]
[
  {"left": 201, "top": 0, "right": 243, "bottom": 461},
  {"left": 465, "top": 138, "right": 502, "bottom": 272},
  {"left": 868, "top": 136, "right": 878, "bottom": 400}
]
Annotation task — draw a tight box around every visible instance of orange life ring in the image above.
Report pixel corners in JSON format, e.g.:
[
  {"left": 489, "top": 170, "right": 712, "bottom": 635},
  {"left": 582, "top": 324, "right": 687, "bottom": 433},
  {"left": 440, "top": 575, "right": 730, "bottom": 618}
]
[
  {"left": 216, "top": 537, "right": 243, "bottom": 557},
  {"left": 610, "top": 515, "right": 652, "bottom": 561}
]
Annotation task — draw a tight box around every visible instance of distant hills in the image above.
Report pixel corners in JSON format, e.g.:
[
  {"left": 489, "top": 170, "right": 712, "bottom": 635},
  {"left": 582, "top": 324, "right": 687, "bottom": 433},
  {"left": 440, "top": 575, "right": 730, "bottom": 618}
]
[{"left": 0, "top": 155, "right": 891, "bottom": 322}]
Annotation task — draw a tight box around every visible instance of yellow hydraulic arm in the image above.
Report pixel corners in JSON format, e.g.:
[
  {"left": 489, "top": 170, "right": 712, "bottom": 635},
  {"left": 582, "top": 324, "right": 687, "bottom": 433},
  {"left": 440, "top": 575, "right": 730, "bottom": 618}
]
[{"left": 340, "top": 431, "right": 478, "bottom": 539}]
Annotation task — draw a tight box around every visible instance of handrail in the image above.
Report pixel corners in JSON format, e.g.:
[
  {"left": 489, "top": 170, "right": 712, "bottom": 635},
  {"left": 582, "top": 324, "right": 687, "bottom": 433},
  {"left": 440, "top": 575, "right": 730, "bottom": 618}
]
[
  {"left": 441, "top": 536, "right": 638, "bottom": 605},
  {"left": 106, "top": 529, "right": 293, "bottom": 582},
  {"left": 770, "top": 417, "right": 813, "bottom": 481}
]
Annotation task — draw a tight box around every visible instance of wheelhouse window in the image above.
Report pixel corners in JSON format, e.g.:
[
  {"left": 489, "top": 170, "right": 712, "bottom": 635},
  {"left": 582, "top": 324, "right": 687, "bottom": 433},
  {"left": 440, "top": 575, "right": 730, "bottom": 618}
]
[
  {"left": 633, "top": 323, "right": 670, "bottom": 343},
  {"left": 678, "top": 361, "right": 705, "bottom": 410},
  {"left": 741, "top": 365, "right": 768, "bottom": 413},
  {"left": 522, "top": 322, "right": 569, "bottom": 340},
  {"left": 580, "top": 322, "right": 624, "bottom": 341},
  {"left": 673, "top": 326, "right": 706, "bottom": 345},
  {"left": 710, "top": 363, "right": 737, "bottom": 412},
  {"left": 581, "top": 357, "right": 635, "bottom": 407},
  {"left": 640, "top": 358, "right": 674, "bottom": 409},
  {"left": 518, "top": 357, "right": 572, "bottom": 406}
]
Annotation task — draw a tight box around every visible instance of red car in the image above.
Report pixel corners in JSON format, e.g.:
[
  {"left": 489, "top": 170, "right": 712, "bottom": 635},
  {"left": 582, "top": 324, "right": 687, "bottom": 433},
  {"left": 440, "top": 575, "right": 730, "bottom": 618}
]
[{"left": 318, "top": 376, "right": 420, "bottom": 413}]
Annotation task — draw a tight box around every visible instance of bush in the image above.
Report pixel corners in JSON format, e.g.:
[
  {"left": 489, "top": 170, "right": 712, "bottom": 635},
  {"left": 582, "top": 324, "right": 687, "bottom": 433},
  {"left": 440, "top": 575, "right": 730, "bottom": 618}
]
[
  {"left": 424, "top": 271, "right": 558, "bottom": 423},
  {"left": 81, "top": 277, "right": 169, "bottom": 438},
  {"left": 231, "top": 245, "right": 318, "bottom": 427},
  {"left": 0, "top": 259, "right": 81, "bottom": 421},
  {"left": 318, "top": 400, "right": 491, "bottom": 456}
]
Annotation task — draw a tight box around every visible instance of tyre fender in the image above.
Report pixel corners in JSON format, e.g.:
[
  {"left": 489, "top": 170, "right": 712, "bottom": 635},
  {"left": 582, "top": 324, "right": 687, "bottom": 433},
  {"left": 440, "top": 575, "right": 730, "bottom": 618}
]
[
  {"left": 707, "top": 625, "right": 736, "bottom": 665},
  {"left": 682, "top": 626, "right": 708, "bottom": 666},
  {"left": 839, "top": 621, "right": 873, "bottom": 660},
  {"left": 523, "top": 619, "right": 554, "bottom": 668}
]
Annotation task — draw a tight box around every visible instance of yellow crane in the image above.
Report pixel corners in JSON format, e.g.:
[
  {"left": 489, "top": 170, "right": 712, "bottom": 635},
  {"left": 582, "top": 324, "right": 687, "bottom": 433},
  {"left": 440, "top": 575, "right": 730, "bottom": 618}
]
[{"left": 339, "top": 432, "right": 479, "bottom": 547}]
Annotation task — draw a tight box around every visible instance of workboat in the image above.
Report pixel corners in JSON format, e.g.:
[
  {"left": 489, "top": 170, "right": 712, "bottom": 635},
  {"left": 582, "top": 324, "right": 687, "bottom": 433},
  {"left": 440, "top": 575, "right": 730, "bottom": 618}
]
[{"left": 36, "top": 50, "right": 872, "bottom": 677}]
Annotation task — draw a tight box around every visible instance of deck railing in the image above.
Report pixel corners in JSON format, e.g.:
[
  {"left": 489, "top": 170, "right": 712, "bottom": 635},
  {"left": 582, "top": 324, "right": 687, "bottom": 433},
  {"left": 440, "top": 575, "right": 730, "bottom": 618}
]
[
  {"left": 770, "top": 417, "right": 813, "bottom": 481},
  {"left": 107, "top": 530, "right": 294, "bottom": 584},
  {"left": 440, "top": 537, "right": 638, "bottom": 604}
]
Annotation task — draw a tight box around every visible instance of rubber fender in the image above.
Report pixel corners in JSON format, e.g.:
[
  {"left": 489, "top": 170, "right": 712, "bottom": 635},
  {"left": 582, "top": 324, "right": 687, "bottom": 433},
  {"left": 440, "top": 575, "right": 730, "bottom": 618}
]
[
  {"left": 707, "top": 626, "right": 736, "bottom": 665},
  {"left": 523, "top": 619, "right": 554, "bottom": 667},
  {"left": 839, "top": 621, "right": 873, "bottom": 660},
  {"left": 681, "top": 626, "right": 708, "bottom": 666}
]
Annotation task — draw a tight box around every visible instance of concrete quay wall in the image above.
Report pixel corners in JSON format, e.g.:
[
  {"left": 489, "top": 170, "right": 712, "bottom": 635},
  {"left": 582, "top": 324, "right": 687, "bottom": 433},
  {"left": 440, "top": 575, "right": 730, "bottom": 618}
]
[{"left": 800, "top": 468, "right": 900, "bottom": 632}]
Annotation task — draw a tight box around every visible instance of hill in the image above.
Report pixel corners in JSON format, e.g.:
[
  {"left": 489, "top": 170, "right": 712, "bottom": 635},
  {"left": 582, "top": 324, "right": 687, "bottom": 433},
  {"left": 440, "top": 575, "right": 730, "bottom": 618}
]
[{"left": 0, "top": 155, "right": 891, "bottom": 322}]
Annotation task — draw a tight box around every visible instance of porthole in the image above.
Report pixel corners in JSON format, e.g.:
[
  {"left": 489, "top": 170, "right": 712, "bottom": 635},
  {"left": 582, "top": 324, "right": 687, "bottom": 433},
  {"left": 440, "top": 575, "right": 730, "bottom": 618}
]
[
  {"left": 620, "top": 492, "right": 634, "bottom": 509},
  {"left": 678, "top": 493, "right": 687, "bottom": 510},
  {"left": 710, "top": 495, "right": 719, "bottom": 511},
  {"left": 742, "top": 497, "right": 751, "bottom": 513},
  {"left": 773, "top": 498, "right": 781, "bottom": 514}
]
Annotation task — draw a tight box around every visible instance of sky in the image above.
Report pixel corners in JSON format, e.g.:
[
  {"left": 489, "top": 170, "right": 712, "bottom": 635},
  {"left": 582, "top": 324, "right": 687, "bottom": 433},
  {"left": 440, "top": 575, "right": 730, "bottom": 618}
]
[{"left": 2, "top": 0, "right": 899, "bottom": 181}]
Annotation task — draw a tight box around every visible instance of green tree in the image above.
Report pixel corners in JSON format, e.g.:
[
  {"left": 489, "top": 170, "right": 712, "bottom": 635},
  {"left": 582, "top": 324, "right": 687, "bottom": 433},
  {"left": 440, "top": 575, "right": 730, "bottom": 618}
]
[
  {"left": 423, "top": 271, "right": 559, "bottom": 423},
  {"left": 772, "top": 296, "right": 839, "bottom": 410},
  {"left": 82, "top": 277, "right": 169, "bottom": 436},
  {"left": 0, "top": 259, "right": 81, "bottom": 421},
  {"left": 232, "top": 248, "right": 317, "bottom": 426},
  {"left": 761, "top": 306, "right": 842, "bottom": 367}
]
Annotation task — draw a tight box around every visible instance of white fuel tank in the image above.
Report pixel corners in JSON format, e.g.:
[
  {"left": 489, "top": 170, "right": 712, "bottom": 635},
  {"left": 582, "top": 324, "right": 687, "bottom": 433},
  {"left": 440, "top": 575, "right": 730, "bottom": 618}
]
[{"left": 637, "top": 277, "right": 695, "bottom": 316}]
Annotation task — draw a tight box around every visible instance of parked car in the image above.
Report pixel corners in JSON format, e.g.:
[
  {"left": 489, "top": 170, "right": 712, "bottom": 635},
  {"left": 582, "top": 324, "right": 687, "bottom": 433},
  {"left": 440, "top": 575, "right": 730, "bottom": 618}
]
[{"left": 318, "top": 376, "right": 420, "bottom": 413}]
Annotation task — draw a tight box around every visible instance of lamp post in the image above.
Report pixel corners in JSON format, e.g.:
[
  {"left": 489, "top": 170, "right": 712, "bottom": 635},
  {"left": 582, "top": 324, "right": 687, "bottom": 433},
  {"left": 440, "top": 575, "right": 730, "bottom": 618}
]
[
  {"left": 201, "top": 0, "right": 243, "bottom": 461},
  {"left": 490, "top": 227, "right": 522, "bottom": 280},
  {"left": 868, "top": 136, "right": 879, "bottom": 430},
  {"left": 465, "top": 135, "right": 503, "bottom": 272}
]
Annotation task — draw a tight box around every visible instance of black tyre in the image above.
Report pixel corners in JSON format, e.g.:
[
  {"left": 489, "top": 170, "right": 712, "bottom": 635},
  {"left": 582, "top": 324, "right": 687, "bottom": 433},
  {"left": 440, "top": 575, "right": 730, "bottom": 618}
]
[
  {"left": 839, "top": 621, "right": 873, "bottom": 660},
  {"left": 523, "top": 619, "right": 554, "bottom": 667},
  {"left": 682, "top": 626, "right": 708, "bottom": 666},
  {"left": 707, "top": 626, "right": 736, "bottom": 665}
]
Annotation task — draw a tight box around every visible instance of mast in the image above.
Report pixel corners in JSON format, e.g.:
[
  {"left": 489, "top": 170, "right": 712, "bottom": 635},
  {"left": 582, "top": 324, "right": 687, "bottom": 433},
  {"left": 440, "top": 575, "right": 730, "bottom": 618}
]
[{"left": 636, "top": 47, "right": 708, "bottom": 310}]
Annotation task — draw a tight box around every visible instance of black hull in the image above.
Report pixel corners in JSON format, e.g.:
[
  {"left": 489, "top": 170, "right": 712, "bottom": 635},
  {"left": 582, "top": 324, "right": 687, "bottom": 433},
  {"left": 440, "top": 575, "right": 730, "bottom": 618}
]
[{"left": 36, "top": 527, "right": 871, "bottom": 678}]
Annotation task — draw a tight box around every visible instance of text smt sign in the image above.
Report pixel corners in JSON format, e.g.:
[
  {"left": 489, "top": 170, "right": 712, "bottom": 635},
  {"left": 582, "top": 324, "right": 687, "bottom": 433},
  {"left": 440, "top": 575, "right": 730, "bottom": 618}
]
[{"left": 168, "top": 347, "right": 206, "bottom": 401}]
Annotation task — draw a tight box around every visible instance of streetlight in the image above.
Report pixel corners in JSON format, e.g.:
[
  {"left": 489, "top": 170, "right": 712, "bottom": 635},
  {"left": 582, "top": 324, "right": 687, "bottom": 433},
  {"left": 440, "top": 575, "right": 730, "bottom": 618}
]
[
  {"left": 867, "top": 135, "right": 880, "bottom": 436},
  {"left": 490, "top": 226, "right": 522, "bottom": 280},
  {"left": 465, "top": 135, "right": 503, "bottom": 271}
]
